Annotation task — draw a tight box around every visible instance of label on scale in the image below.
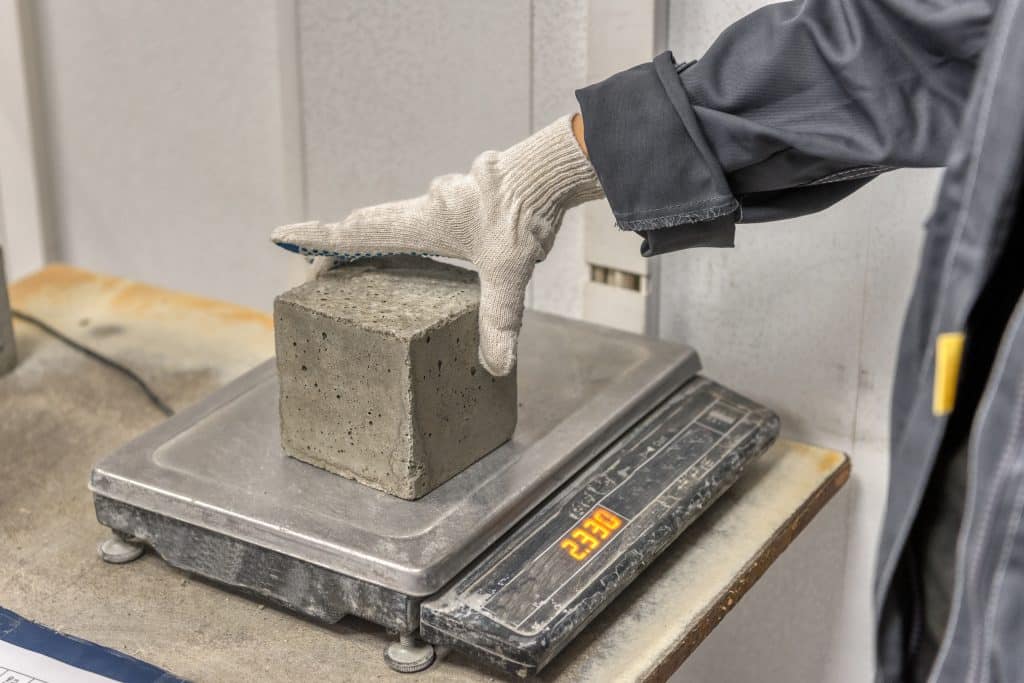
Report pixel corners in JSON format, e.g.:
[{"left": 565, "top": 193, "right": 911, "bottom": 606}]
[{"left": 420, "top": 377, "right": 779, "bottom": 676}]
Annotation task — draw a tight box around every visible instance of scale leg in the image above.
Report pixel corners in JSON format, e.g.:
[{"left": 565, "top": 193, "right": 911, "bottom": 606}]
[
  {"left": 384, "top": 632, "right": 436, "bottom": 673},
  {"left": 97, "top": 532, "right": 145, "bottom": 564}
]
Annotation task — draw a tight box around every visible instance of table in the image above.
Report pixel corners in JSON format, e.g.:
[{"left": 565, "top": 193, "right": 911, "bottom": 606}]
[{"left": 0, "top": 265, "right": 849, "bottom": 682}]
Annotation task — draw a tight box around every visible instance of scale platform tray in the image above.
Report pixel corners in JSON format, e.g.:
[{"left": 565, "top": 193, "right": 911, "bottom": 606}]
[{"left": 90, "top": 312, "right": 701, "bottom": 632}]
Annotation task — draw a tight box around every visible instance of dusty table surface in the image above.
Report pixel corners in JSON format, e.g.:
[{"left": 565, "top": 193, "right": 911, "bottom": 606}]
[{"left": 0, "top": 265, "right": 850, "bottom": 682}]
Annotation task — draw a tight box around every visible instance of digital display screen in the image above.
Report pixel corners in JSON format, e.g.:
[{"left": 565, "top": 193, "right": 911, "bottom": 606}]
[
  {"left": 482, "top": 504, "right": 630, "bottom": 627},
  {"left": 478, "top": 395, "right": 749, "bottom": 631}
]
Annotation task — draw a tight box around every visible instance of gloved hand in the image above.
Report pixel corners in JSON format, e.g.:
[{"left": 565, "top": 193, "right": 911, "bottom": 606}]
[{"left": 271, "top": 114, "right": 603, "bottom": 376}]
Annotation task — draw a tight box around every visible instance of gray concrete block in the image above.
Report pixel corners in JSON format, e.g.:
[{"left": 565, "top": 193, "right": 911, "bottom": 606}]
[
  {"left": 0, "top": 248, "right": 16, "bottom": 376},
  {"left": 274, "top": 257, "right": 517, "bottom": 500}
]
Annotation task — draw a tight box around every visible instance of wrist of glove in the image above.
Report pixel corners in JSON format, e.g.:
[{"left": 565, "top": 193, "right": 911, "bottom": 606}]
[{"left": 271, "top": 114, "right": 603, "bottom": 376}]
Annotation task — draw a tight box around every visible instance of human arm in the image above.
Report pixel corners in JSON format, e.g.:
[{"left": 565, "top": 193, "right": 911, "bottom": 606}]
[{"left": 576, "top": 0, "right": 994, "bottom": 255}]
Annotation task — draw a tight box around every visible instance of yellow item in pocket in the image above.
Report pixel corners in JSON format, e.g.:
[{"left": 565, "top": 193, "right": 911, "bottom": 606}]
[{"left": 933, "top": 332, "right": 966, "bottom": 416}]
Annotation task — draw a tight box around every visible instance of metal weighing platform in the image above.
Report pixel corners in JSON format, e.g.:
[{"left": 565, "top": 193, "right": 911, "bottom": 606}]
[{"left": 90, "top": 312, "right": 779, "bottom": 677}]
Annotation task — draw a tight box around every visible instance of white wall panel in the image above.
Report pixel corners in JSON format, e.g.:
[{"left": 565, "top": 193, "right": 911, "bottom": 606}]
[
  {"left": 0, "top": 0, "right": 55, "bottom": 280},
  {"left": 32, "top": 0, "right": 292, "bottom": 310},
  {"left": 297, "top": 0, "right": 531, "bottom": 221},
  {"left": 676, "top": 485, "right": 853, "bottom": 682},
  {"left": 528, "top": 0, "right": 588, "bottom": 318}
]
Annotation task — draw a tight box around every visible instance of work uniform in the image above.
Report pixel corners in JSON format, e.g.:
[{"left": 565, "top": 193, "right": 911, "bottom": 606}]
[{"left": 576, "top": 0, "right": 1023, "bottom": 680}]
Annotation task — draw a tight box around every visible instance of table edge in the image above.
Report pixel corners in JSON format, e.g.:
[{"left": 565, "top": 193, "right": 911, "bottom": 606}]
[{"left": 640, "top": 449, "right": 852, "bottom": 683}]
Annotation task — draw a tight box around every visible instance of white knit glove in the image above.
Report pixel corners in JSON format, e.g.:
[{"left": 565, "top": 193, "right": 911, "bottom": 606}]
[{"left": 271, "top": 115, "right": 603, "bottom": 376}]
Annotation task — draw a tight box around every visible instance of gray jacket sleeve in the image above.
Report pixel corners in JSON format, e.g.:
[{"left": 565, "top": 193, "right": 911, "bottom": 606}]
[{"left": 575, "top": 0, "right": 993, "bottom": 256}]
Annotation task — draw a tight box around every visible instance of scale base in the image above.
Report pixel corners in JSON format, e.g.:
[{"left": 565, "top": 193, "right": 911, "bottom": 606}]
[
  {"left": 97, "top": 533, "right": 145, "bottom": 564},
  {"left": 383, "top": 634, "right": 436, "bottom": 673},
  {"left": 93, "top": 495, "right": 421, "bottom": 631},
  {"left": 93, "top": 374, "right": 779, "bottom": 677}
]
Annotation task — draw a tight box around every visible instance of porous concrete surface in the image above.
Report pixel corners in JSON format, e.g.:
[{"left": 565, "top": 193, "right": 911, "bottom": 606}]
[
  {"left": 275, "top": 257, "right": 517, "bottom": 500},
  {"left": 0, "top": 248, "right": 15, "bottom": 375}
]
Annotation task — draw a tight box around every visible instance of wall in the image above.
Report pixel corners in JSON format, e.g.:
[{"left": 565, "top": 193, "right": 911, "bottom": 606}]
[
  {"left": 8, "top": 0, "right": 589, "bottom": 316},
  {"left": 27, "top": 0, "right": 294, "bottom": 310},
  {"left": 528, "top": 0, "right": 590, "bottom": 318},
  {"left": 297, "top": 1, "right": 530, "bottom": 220},
  {"left": 0, "top": 0, "right": 53, "bottom": 280},
  {"left": 662, "top": 2, "right": 939, "bottom": 681}
]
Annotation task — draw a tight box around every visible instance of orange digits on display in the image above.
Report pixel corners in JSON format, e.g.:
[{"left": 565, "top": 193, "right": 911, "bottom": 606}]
[
  {"left": 593, "top": 508, "right": 622, "bottom": 530},
  {"left": 560, "top": 538, "right": 588, "bottom": 561},
  {"left": 571, "top": 528, "right": 599, "bottom": 550},
  {"left": 582, "top": 518, "right": 610, "bottom": 539},
  {"left": 560, "top": 507, "right": 624, "bottom": 562}
]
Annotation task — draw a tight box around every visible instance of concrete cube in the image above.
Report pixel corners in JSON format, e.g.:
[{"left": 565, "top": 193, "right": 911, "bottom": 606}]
[
  {"left": 0, "top": 248, "right": 15, "bottom": 376},
  {"left": 274, "top": 256, "right": 517, "bottom": 499}
]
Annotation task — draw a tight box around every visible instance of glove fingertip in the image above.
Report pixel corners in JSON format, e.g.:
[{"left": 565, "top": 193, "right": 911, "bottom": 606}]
[
  {"left": 271, "top": 220, "right": 323, "bottom": 244},
  {"left": 478, "top": 340, "right": 516, "bottom": 377}
]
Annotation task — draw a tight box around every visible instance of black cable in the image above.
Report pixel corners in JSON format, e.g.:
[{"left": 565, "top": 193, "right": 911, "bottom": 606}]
[{"left": 11, "top": 309, "right": 175, "bottom": 417}]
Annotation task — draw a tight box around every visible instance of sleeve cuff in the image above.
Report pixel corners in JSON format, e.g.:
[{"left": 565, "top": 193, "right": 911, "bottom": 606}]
[
  {"left": 639, "top": 214, "right": 735, "bottom": 256},
  {"left": 575, "top": 51, "right": 738, "bottom": 240}
]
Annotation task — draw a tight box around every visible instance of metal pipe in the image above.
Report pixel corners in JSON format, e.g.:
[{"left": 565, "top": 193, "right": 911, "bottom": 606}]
[{"left": 0, "top": 247, "right": 16, "bottom": 375}]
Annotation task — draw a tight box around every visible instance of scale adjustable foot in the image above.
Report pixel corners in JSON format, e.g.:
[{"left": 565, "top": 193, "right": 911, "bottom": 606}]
[
  {"left": 98, "top": 533, "right": 145, "bottom": 564},
  {"left": 384, "top": 632, "right": 436, "bottom": 673}
]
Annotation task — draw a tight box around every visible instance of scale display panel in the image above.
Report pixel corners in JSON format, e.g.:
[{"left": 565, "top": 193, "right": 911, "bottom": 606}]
[{"left": 420, "top": 377, "right": 779, "bottom": 676}]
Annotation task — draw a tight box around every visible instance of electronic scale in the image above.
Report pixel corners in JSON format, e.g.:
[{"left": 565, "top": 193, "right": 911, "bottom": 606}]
[{"left": 90, "top": 312, "right": 779, "bottom": 677}]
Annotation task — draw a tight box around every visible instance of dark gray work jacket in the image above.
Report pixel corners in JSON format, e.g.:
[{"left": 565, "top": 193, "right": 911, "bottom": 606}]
[{"left": 576, "top": 0, "right": 1024, "bottom": 680}]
